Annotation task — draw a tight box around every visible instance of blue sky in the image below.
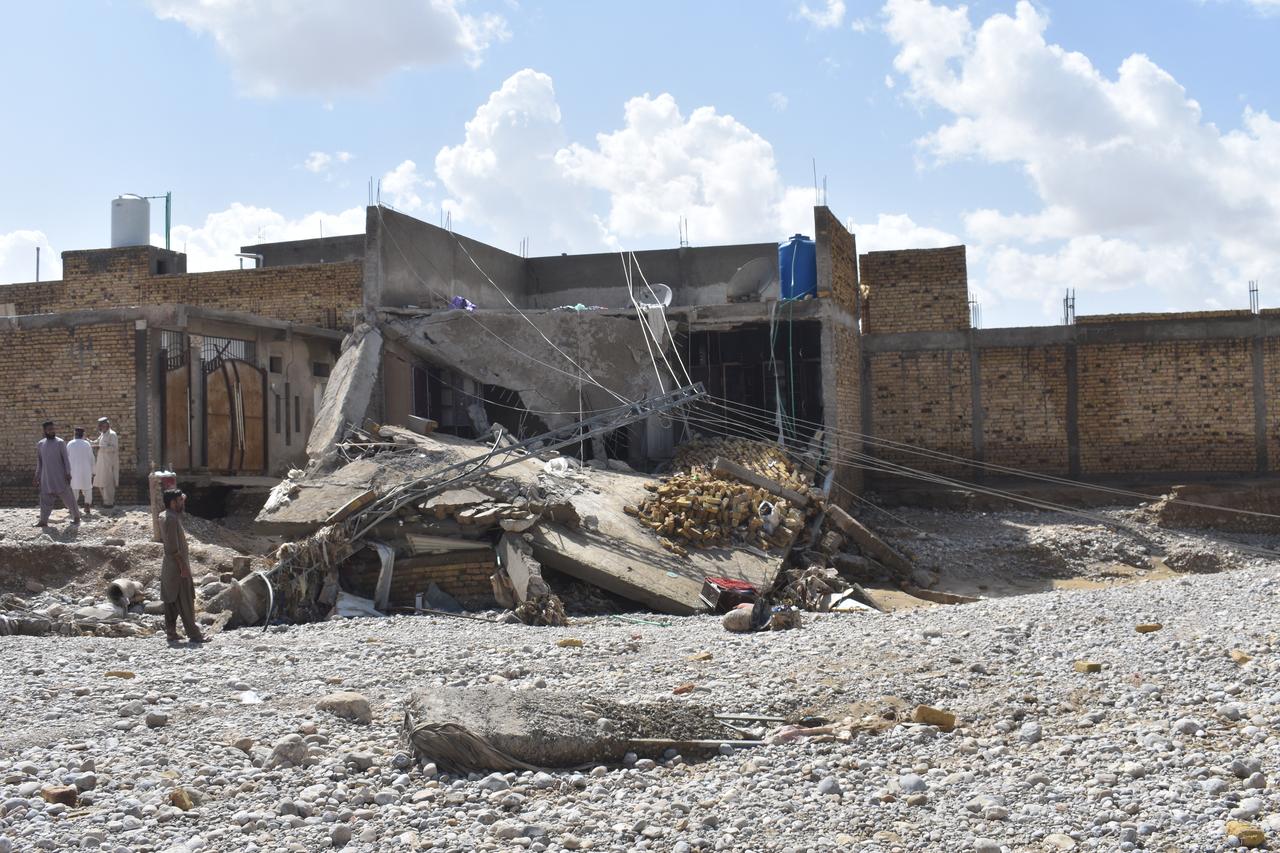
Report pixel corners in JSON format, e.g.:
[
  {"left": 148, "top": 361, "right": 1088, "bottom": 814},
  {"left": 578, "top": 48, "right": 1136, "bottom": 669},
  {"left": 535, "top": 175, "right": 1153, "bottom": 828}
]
[{"left": 2, "top": 0, "right": 1278, "bottom": 327}]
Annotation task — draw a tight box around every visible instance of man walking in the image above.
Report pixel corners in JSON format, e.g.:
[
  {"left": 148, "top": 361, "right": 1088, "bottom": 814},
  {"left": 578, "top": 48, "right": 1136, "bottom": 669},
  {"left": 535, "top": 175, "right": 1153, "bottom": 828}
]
[
  {"left": 67, "top": 427, "right": 95, "bottom": 517},
  {"left": 34, "top": 421, "right": 81, "bottom": 528},
  {"left": 160, "top": 489, "right": 204, "bottom": 645},
  {"left": 93, "top": 417, "right": 120, "bottom": 510}
]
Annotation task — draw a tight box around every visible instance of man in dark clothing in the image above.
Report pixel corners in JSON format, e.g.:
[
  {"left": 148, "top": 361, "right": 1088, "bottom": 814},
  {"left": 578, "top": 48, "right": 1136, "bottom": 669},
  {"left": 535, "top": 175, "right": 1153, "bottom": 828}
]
[
  {"left": 34, "top": 421, "right": 81, "bottom": 528},
  {"left": 160, "top": 489, "right": 204, "bottom": 645}
]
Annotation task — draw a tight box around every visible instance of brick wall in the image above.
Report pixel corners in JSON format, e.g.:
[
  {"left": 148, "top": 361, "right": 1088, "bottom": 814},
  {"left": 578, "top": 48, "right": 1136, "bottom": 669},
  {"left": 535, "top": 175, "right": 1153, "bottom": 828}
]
[
  {"left": 860, "top": 246, "right": 970, "bottom": 334},
  {"left": 0, "top": 247, "right": 362, "bottom": 330},
  {"left": 344, "top": 549, "right": 496, "bottom": 609},
  {"left": 814, "top": 206, "right": 863, "bottom": 499},
  {"left": 0, "top": 323, "right": 141, "bottom": 506},
  {"left": 1077, "top": 340, "right": 1255, "bottom": 474},
  {"left": 980, "top": 346, "right": 1069, "bottom": 472},
  {"left": 868, "top": 350, "right": 973, "bottom": 475},
  {"left": 141, "top": 263, "right": 362, "bottom": 329}
]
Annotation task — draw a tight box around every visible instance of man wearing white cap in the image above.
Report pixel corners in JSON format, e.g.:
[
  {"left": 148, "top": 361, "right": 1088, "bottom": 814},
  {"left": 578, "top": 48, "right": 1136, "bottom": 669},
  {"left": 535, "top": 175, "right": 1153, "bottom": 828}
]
[{"left": 93, "top": 417, "right": 119, "bottom": 509}]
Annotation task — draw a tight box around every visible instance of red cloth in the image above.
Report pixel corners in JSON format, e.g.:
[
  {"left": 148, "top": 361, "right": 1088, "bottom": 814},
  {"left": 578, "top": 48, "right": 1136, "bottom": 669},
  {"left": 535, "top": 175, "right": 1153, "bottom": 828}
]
[{"left": 705, "top": 576, "right": 757, "bottom": 593}]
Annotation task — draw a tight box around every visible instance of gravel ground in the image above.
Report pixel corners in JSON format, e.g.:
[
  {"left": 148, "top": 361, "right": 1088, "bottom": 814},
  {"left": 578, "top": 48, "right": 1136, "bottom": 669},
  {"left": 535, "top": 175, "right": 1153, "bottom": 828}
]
[{"left": 2, "top": 549, "right": 1279, "bottom": 852}]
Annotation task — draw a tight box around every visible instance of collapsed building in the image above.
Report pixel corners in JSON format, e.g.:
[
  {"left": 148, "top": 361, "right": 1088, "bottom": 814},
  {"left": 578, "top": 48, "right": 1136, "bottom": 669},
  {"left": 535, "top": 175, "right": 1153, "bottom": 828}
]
[{"left": 4, "top": 196, "right": 1279, "bottom": 621}]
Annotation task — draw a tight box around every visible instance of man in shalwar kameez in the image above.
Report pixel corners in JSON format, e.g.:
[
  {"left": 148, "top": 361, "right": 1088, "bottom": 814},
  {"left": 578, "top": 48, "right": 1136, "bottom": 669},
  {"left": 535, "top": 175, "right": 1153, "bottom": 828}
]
[
  {"left": 34, "top": 421, "right": 81, "bottom": 528},
  {"left": 93, "top": 417, "right": 120, "bottom": 509},
  {"left": 67, "top": 427, "right": 95, "bottom": 516}
]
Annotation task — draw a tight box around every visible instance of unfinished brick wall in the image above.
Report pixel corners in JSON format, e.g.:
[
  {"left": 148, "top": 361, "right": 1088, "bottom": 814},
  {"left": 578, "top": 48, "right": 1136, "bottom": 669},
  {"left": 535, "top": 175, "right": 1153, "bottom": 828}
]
[
  {"left": 345, "top": 549, "right": 496, "bottom": 608},
  {"left": 141, "top": 263, "right": 362, "bottom": 329},
  {"left": 0, "top": 247, "right": 362, "bottom": 330},
  {"left": 814, "top": 206, "right": 863, "bottom": 498},
  {"left": 0, "top": 323, "right": 141, "bottom": 506},
  {"left": 868, "top": 350, "right": 973, "bottom": 475},
  {"left": 860, "top": 246, "right": 969, "bottom": 334},
  {"left": 1077, "top": 340, "right": 1256, "bottom": 474},
  {"left": 980, "top": 346, "right": 1070, "bottom": 472}
]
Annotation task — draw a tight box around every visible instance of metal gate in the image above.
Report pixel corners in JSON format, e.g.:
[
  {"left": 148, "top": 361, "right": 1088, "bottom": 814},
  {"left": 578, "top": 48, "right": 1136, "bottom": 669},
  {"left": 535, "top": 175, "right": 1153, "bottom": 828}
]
[
  {"left": 160, "top": 339, "right": 193, "bottom": 471},
  {"left": 203, "top": 358, "right": 267, "bottom": 474}
]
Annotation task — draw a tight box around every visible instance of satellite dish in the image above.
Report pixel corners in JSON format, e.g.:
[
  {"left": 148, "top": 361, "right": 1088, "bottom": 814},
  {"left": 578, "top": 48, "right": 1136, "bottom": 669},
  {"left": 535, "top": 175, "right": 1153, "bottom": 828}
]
[
  {"left": 636, "top": 282, "right": 672, "bottom": 308},
  {"left": 725, "top": 256, "right": 779, "bottom": 302}
]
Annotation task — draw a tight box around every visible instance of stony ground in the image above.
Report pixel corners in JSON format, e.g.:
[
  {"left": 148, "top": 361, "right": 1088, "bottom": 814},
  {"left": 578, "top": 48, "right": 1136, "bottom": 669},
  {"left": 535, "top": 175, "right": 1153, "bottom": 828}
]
[{"left": 1, "top": 507, "right": 1279, "bottom": 852}]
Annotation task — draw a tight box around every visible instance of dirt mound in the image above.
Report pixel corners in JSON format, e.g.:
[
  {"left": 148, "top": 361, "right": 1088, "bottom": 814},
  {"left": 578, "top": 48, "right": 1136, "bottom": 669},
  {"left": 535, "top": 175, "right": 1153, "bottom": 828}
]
[{"left": 0, "top": 542, "right": 151, "bottom": 598}]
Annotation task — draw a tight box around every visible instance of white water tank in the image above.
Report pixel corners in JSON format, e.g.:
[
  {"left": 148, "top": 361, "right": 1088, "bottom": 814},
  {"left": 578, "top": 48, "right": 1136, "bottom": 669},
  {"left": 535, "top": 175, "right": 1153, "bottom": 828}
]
[{"left": 111, "top": 195, "right": 150, "bottom": 247}]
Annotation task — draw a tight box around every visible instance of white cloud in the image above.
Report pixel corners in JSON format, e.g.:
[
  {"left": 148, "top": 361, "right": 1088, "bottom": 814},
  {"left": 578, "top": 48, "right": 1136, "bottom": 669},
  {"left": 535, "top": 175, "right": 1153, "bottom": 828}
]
[
  {"left": 851, "top": 16, "right": 874, "bottom": 32},
  {"left": 0, "top": 230, "right": 58, "bottom": 285},
  {"left": 558, "top": 92, "right": 803, "bottom": 246},
  {"left": 380, "top": 159, "right": 434, "bottom": 212},
  {"left": 435, "top": 69, "right": 605, "bottom": 253},
  {"left": 149, "top": 0, "right": 509, "bottom": 97},
  {"left": 796, "top": 0, "right": 847, "bottom": 28},
  {"left": 769, "top": 92, "right": 790, "bottom": 112},
  {"left": 1241, "top": 0, "right": 1280, "bottom": 11},
  {"left": 304, "top": 150, "right": 352, "bottom": 171},
  {"left": 166, "top": 203, "right": 366, "bottom": 272},
  {"left": 882, "top": 0, "right": 1280, "bottom": 319},
  {"left": 850, "top": 213, "right": 959, "bottom": 254}
]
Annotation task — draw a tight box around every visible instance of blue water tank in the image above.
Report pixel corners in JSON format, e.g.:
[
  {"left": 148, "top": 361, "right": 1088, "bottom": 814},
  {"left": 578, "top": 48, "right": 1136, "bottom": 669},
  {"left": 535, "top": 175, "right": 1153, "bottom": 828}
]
[{"left": 779, "top": 234, "right": 817, "bottom": 300}]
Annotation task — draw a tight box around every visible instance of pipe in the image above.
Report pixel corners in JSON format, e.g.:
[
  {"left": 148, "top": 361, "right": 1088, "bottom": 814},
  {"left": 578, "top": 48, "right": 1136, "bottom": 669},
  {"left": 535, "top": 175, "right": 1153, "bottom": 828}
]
[{"left": 235, "top": 252, "right": 264, "bottom": 269}]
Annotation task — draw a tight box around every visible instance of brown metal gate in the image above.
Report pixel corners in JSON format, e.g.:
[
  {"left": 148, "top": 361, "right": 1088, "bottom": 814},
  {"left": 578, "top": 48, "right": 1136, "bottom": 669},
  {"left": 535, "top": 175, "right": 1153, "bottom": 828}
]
[
  {"left": 203, "top": 358, "right": 267, "bottom": 474},
  {"left": 160, "top": 343, "right": 193, "bottom": 472}
]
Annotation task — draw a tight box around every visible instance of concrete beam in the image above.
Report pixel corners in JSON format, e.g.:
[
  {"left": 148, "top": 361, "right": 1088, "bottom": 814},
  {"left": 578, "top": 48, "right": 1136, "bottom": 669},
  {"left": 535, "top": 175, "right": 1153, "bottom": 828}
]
[{"left": 307, "top": 324, "right": 384, "bottom": 460}]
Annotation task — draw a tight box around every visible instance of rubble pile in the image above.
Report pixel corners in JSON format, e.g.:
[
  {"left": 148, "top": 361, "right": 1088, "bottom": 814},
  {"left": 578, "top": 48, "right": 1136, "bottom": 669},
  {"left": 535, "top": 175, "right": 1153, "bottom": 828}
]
[{"left": 627, "top": 439, "right": 815, "bottom": 554}]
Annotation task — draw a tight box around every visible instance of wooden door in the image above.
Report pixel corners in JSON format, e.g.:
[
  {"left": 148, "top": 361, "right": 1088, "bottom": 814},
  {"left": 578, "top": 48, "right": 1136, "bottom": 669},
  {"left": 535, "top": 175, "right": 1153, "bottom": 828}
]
[
  {"left": 160, "top": 345, "right": 193, "bottom": 472},
  {"left": 204, "top": 359, "right": 267, "bottom": 473}
]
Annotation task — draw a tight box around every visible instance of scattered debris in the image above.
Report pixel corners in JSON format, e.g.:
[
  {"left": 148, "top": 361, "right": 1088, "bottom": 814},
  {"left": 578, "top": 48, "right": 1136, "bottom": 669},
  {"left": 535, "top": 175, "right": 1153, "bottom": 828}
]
[
  {"left": 911, "top": 705, "right": 956, "bottom": 732},
  {"left": 1074, "top": 660, "right": 1103, "bottom": 673},
  {"left": 1135, "top": 623, "right": 1163, "bottom": 633}
]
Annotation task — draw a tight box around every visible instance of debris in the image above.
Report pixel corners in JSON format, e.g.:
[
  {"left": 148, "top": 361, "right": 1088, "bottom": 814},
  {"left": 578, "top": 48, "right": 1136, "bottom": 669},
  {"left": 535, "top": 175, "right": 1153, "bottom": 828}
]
[
  {"left": 698, "top": 577, "right": 758, "bottom": 612},
  {"left": 513, "top": 593, "right": 568, "bottom": 627},
  {"left": 1231, "top": 649, "right": 1253, "bottom": 665},
  {"left": 688, "top": 651, "right": 713, "bottom": 661},
  {"left": 673, "top": 683, "right": 696, "bottom": 695},
  {"left": 1074, "top": 661, "right": 1103, "bottom": 673},
  {"left": 1135, "top": 623, "right": 1163, "bottom": 633},
  {"left": 556, "top": 638, "right": 583, "bottom": 648},
  {"left": 911, "top": 705, "right": 956, "bottom": 731},
  {"left": 104, "top": 670, "right": 136, "bottom": 679},
  {"left": 899, "top": 584, "right": 979, "bottom": 606},
  {"left": 826, "top": 505, "right": 914, "bottom": 578},
  {"left": 105, "top": 578, "right": 144, "bottom": 614},
  {"left": 711, "top": 456, "right": 812, "bottom": 507},
  {"left": 402, "top": 686, "right": 742, "bottom": 772},
  {"left": 722, "top": 606, "right": 754, "bottom": 633},
  {"left": 168, "top": 788, "right": 194, "bottom": 810}
]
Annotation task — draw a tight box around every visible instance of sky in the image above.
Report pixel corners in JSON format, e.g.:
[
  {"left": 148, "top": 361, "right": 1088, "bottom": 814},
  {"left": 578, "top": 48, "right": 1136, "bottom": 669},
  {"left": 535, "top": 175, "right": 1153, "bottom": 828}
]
[{"left": 2, "top": 0, "right": 1279, "bottom": 327}]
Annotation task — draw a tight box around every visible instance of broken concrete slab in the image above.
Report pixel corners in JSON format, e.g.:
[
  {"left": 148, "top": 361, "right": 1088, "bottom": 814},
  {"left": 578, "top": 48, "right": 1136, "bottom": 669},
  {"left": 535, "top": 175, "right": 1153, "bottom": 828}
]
[
  {"left": 403, "top": 686, "right": 735, "bottom": 772},
  {"left": 497, "top": 533, "right": 551, "bottom": 604},
  {"left": 826, "top": 505, "right": 914, "bottom": 578},
  {"left": 307, "top": 323, "right": 384, "bottom": 462},
  {"left": 526, "top": 468, "right": 784, "bottom": 614}
]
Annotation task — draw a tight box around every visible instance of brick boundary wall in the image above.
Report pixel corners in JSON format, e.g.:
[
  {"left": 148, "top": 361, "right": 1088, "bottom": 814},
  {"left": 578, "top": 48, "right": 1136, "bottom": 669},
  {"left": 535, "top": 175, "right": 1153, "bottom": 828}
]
[
  {"left": 814, "top": 206, "right": 864, "bottom": 501},
  {"left": 0, "top": 322, "right": 145, "bottom": 507}
]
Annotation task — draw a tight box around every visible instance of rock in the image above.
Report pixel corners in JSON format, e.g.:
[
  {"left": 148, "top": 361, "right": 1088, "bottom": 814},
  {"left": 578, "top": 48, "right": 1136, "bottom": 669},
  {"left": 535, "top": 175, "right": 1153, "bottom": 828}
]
[
  {"left": 24, "top": 580, "right": 44, "bottom": 594},
  {"left": 1134, "top": 623, "right": 1162, "bottom": 633},
  {"left": 1043, "top": 834, "right": 1077, "bottom": 850},
  {"left": 118, "top": 700, "right": 145, "bottom": 717},
  {"left": 1245, "top": 772, "right": 1267, "bottom": 789},
  {"left": 1231, "top": 649, "right": 1253, "bottom": 665},
  {"left": 169, "top": 789, "right": 194, "bottom": 810},
  {"left": 556, "top": 638, "right": 583, "bottom": 648},
  {"left": 103, "top": 538, "right": 126, "bottom": 547},
  {"left": 344, "top": 751, "right": 376, "bottom": 772},
  {"left": 973, "top": 839, "right": 1002, "bottom": 853},
  {"left": 40, "top": 785, "right": 78, "bottom": 807},
  {"left": 268, "top": 734, "right": 308, "bottom": 768},
  {"left": 816, "top": 776, "right": 841, "bottom": 796},
  {"left": 1073, "top": 661, "right": 1102, "bottom": 673},
  {"left": 1018, "top": 721, "right": 1042, "bottom": 744},
  {"left": 1171, "top": 717, "right": 1203, "bottom": 735},
  {"left": 899, "top": 774, "right": 927, "bottom": 793},
  {"left": 71, "top": 772, "right": 96, "bottom": 791},
  {"left": 912, "top": 704, "right": 956, "bottom": 731},
  {"left": 1226, "top": 820, "right": 1266, "bottom": 848},
  {"left": 145, "top": 712, "right": 169, "bottom": 729},
  {"left": 316, "top": 691, "right": 372, "bottom": 725},
  {"left": 330, "top": 824, "right": 352, "bottom": 847},
  {"left": 232, "top": 736, "right": 255, "bottom": 755}
]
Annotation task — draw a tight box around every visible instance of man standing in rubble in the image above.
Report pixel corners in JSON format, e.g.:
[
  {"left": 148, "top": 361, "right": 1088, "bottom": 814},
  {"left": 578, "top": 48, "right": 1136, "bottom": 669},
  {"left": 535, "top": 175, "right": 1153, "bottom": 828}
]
[
  {"left": 160, "top": 489, "right": 204, "bottom": 645},
  {"left": 67, "top": 427, "right": 96, "bottom": 517},
  {"left": 34, "top": 421, "right": 81, "bottom": 528},
  {"left": 92, "top": 416, "right": 119, "bottom": 509}
]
